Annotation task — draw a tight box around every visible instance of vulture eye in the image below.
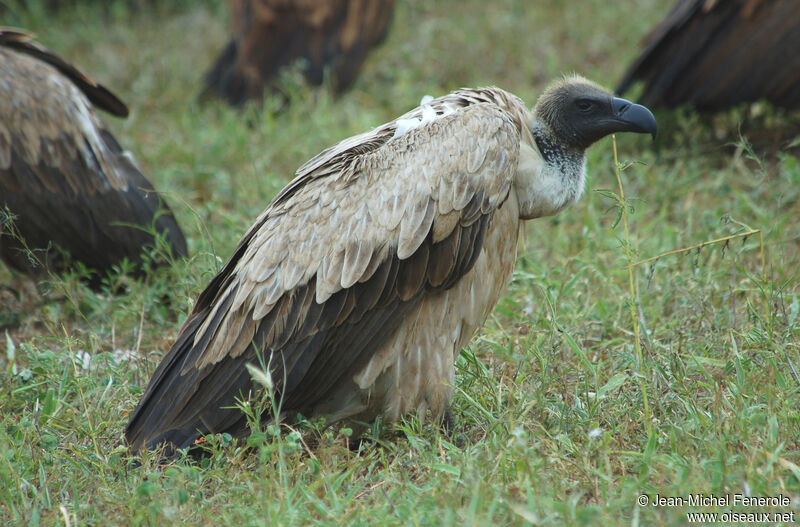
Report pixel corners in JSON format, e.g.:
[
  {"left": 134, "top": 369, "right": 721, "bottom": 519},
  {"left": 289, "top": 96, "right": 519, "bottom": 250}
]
[{"left": 575, "top": 99, "right": 593, "bottom": 111}]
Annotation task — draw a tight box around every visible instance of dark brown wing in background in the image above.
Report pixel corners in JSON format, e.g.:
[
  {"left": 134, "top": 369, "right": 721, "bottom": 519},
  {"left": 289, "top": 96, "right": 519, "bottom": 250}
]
[
  {"left": 615, "top": 0, "right": 800, "bottom": 110},
  {"left": 0, "top": 30, "right": 187, "bottom": 286},
  {"left": 0, "top": 28, "right": 128, "bottom": 117},
  {"left": 203, "top": 0, "right": 396, "bottom": 106}
]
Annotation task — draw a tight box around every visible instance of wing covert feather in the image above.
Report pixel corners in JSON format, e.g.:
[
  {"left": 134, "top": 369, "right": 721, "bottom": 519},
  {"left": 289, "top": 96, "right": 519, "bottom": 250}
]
[{"left": 198, "top": 102, "right": 519, "bottom": 363}]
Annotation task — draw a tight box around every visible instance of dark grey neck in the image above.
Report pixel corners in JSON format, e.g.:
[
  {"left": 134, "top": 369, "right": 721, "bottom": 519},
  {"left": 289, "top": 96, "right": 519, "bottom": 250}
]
[{"left": 531, "top": 126, "right": 585, "bottom": 173}]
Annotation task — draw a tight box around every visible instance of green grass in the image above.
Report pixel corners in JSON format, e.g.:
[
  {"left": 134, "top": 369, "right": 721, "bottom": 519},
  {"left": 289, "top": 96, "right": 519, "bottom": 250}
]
[{"left": 2, "top": 0, "right": 800, "bottom": 525}]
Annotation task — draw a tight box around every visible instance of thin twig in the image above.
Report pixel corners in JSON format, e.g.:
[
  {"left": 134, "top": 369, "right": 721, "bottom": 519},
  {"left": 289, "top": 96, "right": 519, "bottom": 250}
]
[
  {"left": 612, "top": 135, "right": 651, "bottom": 434},
  {"left": 354, "top": 479, "right": 388, "bottom": 501},
  {"left": 134, "top": 276, "right": 149, "bottom": 358},
  {"left": 60, "top": 505, "right": 71, "bottom": 527},
  {"left": 626, "top": 220, "right": 768, "bottom": 333},
  {"left": 783, "top": 346, "right": 800, "bottom": 390},
  {"left": 731, "top": 264, "right": 738, "bottom": 331},
  {"left": 636, "top": 301, "right": 653, "bottom": 357},
  {"left": 758, "top": 230, "right": 768, "bottom": 318},
  {"left": 626, "top": 230, "right": 760, "bottom": 269},
  {"left": 64, "top": 326, "right": 106, "bottom": 476},
  {"left": 636, "top": 301, "right": 670, "bottom": 387}
]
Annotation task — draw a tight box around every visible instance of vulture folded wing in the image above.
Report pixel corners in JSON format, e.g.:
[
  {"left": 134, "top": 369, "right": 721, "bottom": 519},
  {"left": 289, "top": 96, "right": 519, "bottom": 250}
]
[
  {"left": 125, "top": 98, "right": 521, "bottom": 452},
  {"left": 0, "top": 33, "right": 187, "bottom": 282},
  {"left": 0, "top": 28, "right": 128, "bottom": 117}
]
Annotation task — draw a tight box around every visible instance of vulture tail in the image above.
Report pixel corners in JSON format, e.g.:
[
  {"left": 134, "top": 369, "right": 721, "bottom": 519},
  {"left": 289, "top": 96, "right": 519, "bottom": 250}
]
[{"left": 124, "top": 310, "right": 255, "bottom": 457}]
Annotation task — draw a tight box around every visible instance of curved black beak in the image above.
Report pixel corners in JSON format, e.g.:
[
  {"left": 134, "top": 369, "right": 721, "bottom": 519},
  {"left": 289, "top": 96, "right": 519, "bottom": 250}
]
[{"left": 611, "top": 97, "right": 658, "bottom": 140}]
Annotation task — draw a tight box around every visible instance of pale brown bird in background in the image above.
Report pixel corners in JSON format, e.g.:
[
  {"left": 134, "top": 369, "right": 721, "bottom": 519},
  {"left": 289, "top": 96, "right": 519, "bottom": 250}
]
[
  {"left": 0, "top": 28, "right": 187, "bottom": 288},
  {"left": 125, "top": 76, "right": 657, "bottom": 455},
  {"left": 203, "top": 0, "right": 396, "bottom": 106},
  {"left": 616, "top": 0, "right": 800, "bottom": 111}
]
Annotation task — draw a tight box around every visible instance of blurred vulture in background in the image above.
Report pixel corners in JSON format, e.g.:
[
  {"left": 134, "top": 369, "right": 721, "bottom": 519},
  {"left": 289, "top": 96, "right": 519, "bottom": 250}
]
[
  {"left": 204, "top": 0, "right": 396, "bottom": 106},
  {"left": 616, "top": 0, "right": 800, "bottom": 111},
  {"left": 0, "top": 29, "right": 187, "bottom": 287}
]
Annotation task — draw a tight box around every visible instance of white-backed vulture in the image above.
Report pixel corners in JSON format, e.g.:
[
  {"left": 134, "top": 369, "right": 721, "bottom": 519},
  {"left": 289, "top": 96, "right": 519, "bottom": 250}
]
[
  {"left": 0, "top": 29, "right": 187, "bottom": 287},
  {"left": 616, "top": 0, "right": 800, "bottom": 110},
  {"left": 125, "top": 76, "right": 657, "bottom": 455},
  {"left": 203, "top": 0, "right": 396, "bottom": 106}
]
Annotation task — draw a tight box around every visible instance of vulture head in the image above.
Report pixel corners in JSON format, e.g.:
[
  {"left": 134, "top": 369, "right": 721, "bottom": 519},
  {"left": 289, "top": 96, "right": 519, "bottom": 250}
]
[
  {"left": 533, "top": 75, "right": 657, "bottom": 150},
  {"left": 514, "top": 75, "right": 658, "bottom": 219}
]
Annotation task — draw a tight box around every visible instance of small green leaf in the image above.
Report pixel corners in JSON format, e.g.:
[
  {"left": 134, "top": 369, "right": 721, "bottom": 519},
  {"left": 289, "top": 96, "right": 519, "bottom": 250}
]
[
  {"left": 246, "top": 432, "right": 267, "bottom": 448},
  {"left": 40, "top": 433, "right": 58, "bottom": 451},
  {"left": 431, "top": 463, "right": 461, "bottom": 477},
  {"left": 597, "top": 373, "right": 628, "bottom": 399},
  {"left": 136, "top": 481, "right": 160, "bottom": 498},
  {"left": 563, "top": 331, "right": 596, "bottom": 376},
  {"left": 5, "top": 331, "right": 15, "bottom": 362},
  {"left": 176, "top": 488, "right": 190, "bottom": 505}
]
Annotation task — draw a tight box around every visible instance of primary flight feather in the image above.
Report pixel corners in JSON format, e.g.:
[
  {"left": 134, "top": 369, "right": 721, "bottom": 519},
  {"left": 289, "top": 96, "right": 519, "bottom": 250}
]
[{"left": 125, "top": 76, "right": 657, "bottom": 454}]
